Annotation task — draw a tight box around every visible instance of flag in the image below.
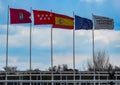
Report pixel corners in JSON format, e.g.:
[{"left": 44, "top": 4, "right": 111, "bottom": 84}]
[
  {"left": 52, "top": 13, "right": 74, "bottom": 29},
  {"left": 10, "top": 8, "right": 31, "bottom": 24},
  {"left": 33, "top": 10, "right": 54, "bottom": 25},
  {"left": 93, "top": 15, "right": 114, "bottom": 29},
  {"left": 75, "top": 15, "right": 93, "bottom": 30}
]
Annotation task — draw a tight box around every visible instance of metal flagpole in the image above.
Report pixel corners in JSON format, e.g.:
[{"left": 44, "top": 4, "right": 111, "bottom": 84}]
[
  {"left": 92, "top": 14, "right": 95, "bottom": 67},
  {"left": 5, "top": 5, "right": 9, "bottom": 85},
  {"left": 73, "top": 26, "right": 76, "bottom": 85},
  {"left": 51, "top": 24, "right": 54, "bottom": 85},
  {"left": 51, "top": 10, "right": 54, "bottom": 85},
  {"left": 73, "top": 12, "right": 76, "bottom": 85},
  {"left": 29, "top": 7, "right": 32, "bottom": 85},
  {"left": 92, "top": 13, "right": 95, "bottom": 85}
]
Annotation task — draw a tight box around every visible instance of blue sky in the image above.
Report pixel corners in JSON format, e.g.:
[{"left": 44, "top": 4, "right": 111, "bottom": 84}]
[{"left": 0, "top": 0, "right": 120, "bottom": 70}]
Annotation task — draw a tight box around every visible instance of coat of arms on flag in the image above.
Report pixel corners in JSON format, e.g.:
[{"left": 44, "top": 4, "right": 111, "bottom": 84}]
[
  {"left": 52, "top": 13, "right": 74, "bottom": 29},
  {"left": 19, "top": 12, "right": 24, "bottom": 21},
  {"left": 10, "top": 8, "right": 31, "bottom": 24}
]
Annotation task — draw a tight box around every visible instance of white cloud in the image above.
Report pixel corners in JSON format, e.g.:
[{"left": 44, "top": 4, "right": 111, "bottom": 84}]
[
  {"left": 0, "top": 55, "right": 19, "bottom": 70},
  {"left": 53, "top": 53, "right": 91, "bottom": 70},
  {"left": 0, "top": 25, "right": 30, "bottom": 47},
  {"left": 0, "top": 53, "right": 120, "bottom": 71},
  {"left": 115, "top": 45, "right": 120, "bottom": 48},
  {"left": 110, "top": 55, "right": 120, "bottom": 67},
  {"left": 0, "top": 25, "right": 120, "bottom": 70},
  {"left": 93, "top": 30, "right": 119, "bottom": 44},
  {"left": 1, "top": 25, "right": 119, "bottom": 49},
  {"left": 0, "top": 55, "right": 50, "bottom": 70}
]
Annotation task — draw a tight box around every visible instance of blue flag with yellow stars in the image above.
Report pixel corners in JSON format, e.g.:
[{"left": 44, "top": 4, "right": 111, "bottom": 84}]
[{"left": 75, "top": 15, "right": 93, "bottom": 30}]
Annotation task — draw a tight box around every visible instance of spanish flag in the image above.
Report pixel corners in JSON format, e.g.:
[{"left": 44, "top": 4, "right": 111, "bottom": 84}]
[{"left": 52, "top": 13, "right": 74, "bottom": 30}]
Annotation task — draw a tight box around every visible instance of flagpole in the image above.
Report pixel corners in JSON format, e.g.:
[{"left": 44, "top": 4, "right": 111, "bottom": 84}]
[
  {"left": 51, "top": 24, "right": 54, "bottom": 85},
  {"left": 6, "top": 5, "right": 9, "bottom": 85},
  {"left": 92, "top": 13, "right": 95, "bottom": 85},
  {"left": 50, "top": 10, "right": 54, "bottom": 85},
  {"left": 92, "top": 14, "right": 95, "bottom": 66},
  {"left": 29, "top": 7, "right": 32, "bottom": 85},
  {"left": 73, "top": 12, "right": 75, "bottom": 85},
  {"left": 73, "top": 25, "right": 76, "bottom": 85}
]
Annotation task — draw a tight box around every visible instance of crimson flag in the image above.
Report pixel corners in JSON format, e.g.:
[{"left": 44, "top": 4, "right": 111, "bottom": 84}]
[
  {"left": 33, "top": 10, "right": 55, "bottom": 25},
  {"left": 10, "top": 8, "right": 31, "bottom": 24}
]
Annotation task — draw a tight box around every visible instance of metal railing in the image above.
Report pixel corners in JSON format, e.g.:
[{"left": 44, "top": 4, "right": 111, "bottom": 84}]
[{"left": 0, "top": 71, "right": 120, "bottom": 85}]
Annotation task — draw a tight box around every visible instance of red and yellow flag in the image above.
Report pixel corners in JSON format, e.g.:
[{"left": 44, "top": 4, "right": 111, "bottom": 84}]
[{"left": 53, "top": 13, "right": 74, "bottom": 30}]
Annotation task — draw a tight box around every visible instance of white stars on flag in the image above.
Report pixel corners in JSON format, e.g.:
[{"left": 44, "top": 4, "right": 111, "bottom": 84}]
[
  {"left": 37, "top": 14, "right": 53, "bottom": 21},
  {"left": 33, "top": 10, "right": 54, "bottom": 24}
]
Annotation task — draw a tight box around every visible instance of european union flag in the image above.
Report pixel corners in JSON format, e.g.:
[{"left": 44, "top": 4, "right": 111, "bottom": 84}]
[{"left": 75, "top": 15, "right": 93, "bottom": 30}]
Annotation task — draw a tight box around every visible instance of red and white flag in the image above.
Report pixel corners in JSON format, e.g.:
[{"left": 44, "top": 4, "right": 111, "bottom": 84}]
[
  {"left": 10, "top": 8, "right": 31, "bottom": 24},
  {"left": 33, "top": 10, "right": 55, "bottom": 25}
]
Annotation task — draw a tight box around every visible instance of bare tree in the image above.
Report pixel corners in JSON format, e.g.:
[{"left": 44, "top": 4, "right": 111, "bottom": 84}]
[
  {"left": 3, "top": 66, "right": 17, "bottom": 72},
  {"left": 87, "top": 50, "right": 110, "bottom": 71},
  {"left": 62, "top": 64, "right": 69, "bottom": 71},
  {"left": 48, "top": 64, "right": 74, "bottom": 72}
]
